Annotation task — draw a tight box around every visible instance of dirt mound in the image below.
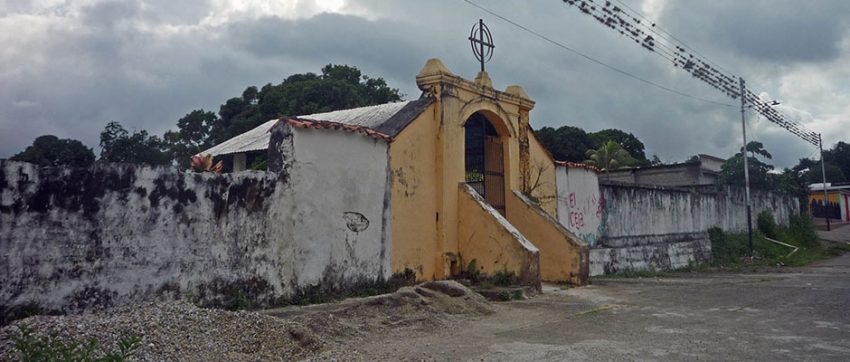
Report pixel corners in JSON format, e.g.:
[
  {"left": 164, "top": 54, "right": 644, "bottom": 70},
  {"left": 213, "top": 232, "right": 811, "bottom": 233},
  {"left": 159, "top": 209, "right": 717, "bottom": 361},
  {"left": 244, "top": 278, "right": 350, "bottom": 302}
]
[{"left": 0, "top": 281, "right": 491, "bottom": 361}]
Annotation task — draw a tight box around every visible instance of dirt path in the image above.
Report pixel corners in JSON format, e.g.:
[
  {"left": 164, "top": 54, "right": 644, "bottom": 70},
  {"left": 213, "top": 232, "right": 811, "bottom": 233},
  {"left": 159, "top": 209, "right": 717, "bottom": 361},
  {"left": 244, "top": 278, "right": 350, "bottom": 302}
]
[{"left": 339, "top": 254, "right": 850, "bottom": 361}]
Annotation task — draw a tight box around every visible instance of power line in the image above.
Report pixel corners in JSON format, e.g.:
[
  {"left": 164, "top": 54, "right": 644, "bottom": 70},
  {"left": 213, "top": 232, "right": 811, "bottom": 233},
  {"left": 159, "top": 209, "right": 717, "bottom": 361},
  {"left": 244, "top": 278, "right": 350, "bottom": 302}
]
[
  {"left": 611, "top": 0, "right": 738, "bottom": 78},
  {"left": 556, "top": 0, "right": 820, "bottom": 146},
  {"left": 460, "top": 0, "right": 736, "bottom": 108}
]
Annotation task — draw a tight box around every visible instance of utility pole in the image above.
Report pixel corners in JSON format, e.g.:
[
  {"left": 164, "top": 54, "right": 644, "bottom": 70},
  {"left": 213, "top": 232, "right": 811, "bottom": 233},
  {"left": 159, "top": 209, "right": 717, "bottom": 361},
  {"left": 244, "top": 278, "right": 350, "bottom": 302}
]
[
  {"left": 819, "top": 133, "right": 831, "bottom": 231},
  {"left": 739, "top": 77, "right": 753, "bottom": 255}
]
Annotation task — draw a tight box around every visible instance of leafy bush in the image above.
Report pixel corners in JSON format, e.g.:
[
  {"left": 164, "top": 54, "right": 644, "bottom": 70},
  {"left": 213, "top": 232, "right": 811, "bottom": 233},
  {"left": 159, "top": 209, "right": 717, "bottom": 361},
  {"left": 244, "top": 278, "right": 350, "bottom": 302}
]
[
  {"left": 12, "top": 325, "right": 141, "bottom": 362},
  {"left": 465, "top": 259, "right": 482, "bottom": 284},
  {"left": 708, "top": 227, "right": 747, "bottom": 265},
  {"left": 491, "top": 270, "right": 515, "bottom": 287},
  {"left": 710, "top": 215, "right": 827, "bottom": 267},
  {"left": 757, "top": 210, "right": 778, "bottom": 239},
  {"left": 782, "top": 214, "right": 819, "bottom": 248}
]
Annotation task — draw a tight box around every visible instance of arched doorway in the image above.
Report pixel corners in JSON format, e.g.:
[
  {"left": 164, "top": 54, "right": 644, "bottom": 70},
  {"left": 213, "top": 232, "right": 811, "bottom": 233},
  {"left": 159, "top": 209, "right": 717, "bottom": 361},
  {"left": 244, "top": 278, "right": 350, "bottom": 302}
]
[{"left": 464, "top": 112, "right": 506, "bottom": 215}]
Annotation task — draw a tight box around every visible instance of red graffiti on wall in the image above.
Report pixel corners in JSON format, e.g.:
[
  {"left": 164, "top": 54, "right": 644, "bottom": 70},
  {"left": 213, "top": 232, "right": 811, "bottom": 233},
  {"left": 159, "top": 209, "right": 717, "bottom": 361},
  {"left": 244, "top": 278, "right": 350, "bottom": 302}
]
[{"left": 569, "top": 211, "right": 585, "bottom": 229}]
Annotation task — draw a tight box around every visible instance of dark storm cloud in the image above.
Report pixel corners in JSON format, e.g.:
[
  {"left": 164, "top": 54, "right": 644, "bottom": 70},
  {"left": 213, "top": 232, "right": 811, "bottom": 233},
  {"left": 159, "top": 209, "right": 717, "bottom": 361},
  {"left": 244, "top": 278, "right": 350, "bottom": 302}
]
[
  {"left": 1, "top": 0, "right": 847, "bottom": 168},
  {"left": 659, "top": 0, "right": 850, "bottom": 64},
  {"left": 223, "top": 13, "right": 432, "bottom": 86}
]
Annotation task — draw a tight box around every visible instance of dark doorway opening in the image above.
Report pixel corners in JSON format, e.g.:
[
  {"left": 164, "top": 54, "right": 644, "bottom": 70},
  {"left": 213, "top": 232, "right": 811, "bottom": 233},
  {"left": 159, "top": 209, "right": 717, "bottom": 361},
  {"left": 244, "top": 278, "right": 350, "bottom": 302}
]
[{"left": 464, "top": 112, "right": 506, "bottom": 215}]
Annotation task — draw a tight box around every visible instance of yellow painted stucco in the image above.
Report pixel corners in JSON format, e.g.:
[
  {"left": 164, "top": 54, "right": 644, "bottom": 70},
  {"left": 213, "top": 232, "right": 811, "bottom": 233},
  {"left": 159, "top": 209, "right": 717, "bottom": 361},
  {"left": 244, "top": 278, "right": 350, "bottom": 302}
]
[
  {"left": 505, "top": 191, "right": 588, "bottom": 284},
  {"left": 457, "top": 184, "right": 540, "bottom": 286},
  {"left": 389, "top": 58, "right": 588, "bottom": 285},
  {"left": 526, "top": 132, "right": 558, "bottom": 216}
]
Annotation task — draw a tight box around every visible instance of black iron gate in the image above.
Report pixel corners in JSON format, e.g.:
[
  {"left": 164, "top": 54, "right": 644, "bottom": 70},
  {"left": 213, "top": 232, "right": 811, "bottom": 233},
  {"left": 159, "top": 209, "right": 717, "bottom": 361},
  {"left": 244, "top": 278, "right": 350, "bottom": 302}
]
[
  {"left": 484, "top": 135, "right": 505, "bottom": 214},
  {"left": 464, "top": 112, "right": 505, "bottom": 215}
]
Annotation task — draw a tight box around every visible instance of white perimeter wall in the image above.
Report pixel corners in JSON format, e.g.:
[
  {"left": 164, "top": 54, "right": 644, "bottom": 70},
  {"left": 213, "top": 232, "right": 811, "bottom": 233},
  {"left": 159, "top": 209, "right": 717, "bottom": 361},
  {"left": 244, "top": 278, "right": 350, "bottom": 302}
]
[
  {"left": 555, "top": 166, "right": 603, "bottom": 246},
  {"left": 0, "top": 125, "right": 391, "bottom": 314}
]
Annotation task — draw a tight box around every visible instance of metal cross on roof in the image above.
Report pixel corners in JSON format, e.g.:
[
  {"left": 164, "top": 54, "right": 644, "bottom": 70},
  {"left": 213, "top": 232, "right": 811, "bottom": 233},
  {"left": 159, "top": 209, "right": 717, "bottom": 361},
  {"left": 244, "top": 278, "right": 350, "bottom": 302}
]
[{"left": 468, "top": 19, "right": 494, "bottom": 72}]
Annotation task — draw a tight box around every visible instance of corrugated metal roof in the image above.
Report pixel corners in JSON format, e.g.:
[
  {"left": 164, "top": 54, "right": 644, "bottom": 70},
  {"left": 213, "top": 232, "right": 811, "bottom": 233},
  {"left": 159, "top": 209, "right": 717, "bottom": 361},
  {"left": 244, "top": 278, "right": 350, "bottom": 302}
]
[
  {"left": 198, "top": 101, "right": 416, "bottom": 157},
  {"left": 198, "top": 119, "right": 279, "bottom": 157}
]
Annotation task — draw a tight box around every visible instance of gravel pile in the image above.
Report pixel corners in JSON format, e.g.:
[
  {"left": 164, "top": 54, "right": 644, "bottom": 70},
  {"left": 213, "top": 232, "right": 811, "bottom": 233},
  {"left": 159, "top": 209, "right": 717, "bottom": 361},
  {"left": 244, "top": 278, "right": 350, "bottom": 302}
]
[{"left": 0, "top": 281, "right": 492, "bottom": 361}]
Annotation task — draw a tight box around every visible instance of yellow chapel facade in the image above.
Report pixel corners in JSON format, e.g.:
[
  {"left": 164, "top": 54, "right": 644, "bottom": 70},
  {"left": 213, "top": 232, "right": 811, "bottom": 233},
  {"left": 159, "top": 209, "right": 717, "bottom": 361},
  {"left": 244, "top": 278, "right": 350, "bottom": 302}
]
[{"left": 388, "top": 59, "right": 587, "bottom": 285}]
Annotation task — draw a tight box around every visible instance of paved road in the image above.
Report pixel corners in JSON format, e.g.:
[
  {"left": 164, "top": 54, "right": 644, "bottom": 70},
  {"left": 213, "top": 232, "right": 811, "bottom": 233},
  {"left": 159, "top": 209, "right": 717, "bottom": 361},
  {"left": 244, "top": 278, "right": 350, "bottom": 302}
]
[{"left": 359, "top": 254, "right": 850, "bottom": 361}]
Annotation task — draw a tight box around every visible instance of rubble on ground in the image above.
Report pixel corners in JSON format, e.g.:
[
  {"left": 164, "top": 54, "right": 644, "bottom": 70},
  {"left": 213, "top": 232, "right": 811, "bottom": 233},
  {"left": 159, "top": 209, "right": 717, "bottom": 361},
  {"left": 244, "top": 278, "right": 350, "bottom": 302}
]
[{"left": 0, "top": 281, "right": 491, "bottom": 361}]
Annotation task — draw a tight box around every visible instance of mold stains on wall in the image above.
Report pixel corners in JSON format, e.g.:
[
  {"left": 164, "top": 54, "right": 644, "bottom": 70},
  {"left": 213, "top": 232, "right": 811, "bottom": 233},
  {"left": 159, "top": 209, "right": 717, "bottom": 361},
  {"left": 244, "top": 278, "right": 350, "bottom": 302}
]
[
  {"left": 0, "top": 125, "right": 393, "bottom": 317},
  {"left": 343, "top": 212, "right": 370, "bottom": 232}
]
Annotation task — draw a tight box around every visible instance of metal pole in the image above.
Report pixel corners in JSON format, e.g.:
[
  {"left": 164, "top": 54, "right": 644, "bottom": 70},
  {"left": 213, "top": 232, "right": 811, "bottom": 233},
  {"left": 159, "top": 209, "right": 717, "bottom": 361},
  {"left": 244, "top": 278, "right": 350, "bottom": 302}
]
[
  {"left": 739, "top": 77, "right": 753, "bottom": 255},
  {"left": 819, "top": 133, "right": 831, "bottom": 231},
  {"left": 479, "top": 19, "right": 485, "bottom": 73}
]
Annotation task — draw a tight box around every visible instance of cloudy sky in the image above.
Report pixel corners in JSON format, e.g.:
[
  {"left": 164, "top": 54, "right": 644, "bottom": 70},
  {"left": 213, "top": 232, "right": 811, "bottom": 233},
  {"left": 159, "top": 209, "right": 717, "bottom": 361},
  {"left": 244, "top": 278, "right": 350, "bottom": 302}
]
[{"left": 2, "top": 0, "right": 849, "bottom": 167}]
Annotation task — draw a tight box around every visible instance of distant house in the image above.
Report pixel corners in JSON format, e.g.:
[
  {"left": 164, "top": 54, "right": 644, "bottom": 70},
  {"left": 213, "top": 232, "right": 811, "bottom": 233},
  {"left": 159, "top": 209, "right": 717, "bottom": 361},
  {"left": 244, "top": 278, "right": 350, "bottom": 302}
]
[
  {"left": 603, "top": 154, "right": 724, "bottom": 187},
  {"left": 808, "top": 183, "right": 850, "bottom": 221}
]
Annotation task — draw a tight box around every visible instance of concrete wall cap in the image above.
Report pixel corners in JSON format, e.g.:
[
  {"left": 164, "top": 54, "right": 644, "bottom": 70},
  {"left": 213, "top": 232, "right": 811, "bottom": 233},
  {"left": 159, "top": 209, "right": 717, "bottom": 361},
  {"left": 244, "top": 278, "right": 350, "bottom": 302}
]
[
  {"left": 474, "top": 71, "right": 493, "bottom": 88},
  {"left": 417, "top": 58, "right": 454, "bottom": 78},
  {"left": 504, "top": 85, "right": 530, "bottom": 99}
]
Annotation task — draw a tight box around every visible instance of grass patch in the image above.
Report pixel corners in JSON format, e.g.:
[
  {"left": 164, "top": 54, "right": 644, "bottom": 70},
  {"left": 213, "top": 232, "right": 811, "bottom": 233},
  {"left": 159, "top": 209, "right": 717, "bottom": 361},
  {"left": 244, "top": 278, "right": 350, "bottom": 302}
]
[
  {"left": 11, "top": 325, "right": 141, "bottom": 362},
  {"left": 709, "top": 214, "right": 842, "bottom": 268}
]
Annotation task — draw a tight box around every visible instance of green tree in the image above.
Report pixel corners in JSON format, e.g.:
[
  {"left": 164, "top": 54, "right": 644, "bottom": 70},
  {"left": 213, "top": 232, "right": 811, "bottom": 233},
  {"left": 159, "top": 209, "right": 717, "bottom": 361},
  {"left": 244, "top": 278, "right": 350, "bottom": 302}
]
[
  {"left": 717, "top": 141, "right": 775, "bottom": 190},
  {"left": 822, "top": 141, "right": 850, "bottom": 178},
  {"left": 10, "top": 135, "right": 95, "bottom": 167},
  {"left": 741, "top": 141, "right": 772, "bottom": 160},
  {"left": 791, "top": 157, "right": 847, "bottom": 185},
  {"left": 585, "top": 140, "right": 633, "bottom": 179},
  {"left": 534, "top": 125, "right": 596, "bottom": 162},
  {"left": 649, "top": 154, "right": 664, "bottom": 166},
  {"left": 588, "top": 129, "right": 648, "bottom": 163},
  {"left": 164, "top": 110, "right": 218, "bottom": 168},
  {"left": 207, "top": 64, "right": 402, "bottom": 145},
  {"left": 100, "top": 121, "right": 171, "bottom": 166}
]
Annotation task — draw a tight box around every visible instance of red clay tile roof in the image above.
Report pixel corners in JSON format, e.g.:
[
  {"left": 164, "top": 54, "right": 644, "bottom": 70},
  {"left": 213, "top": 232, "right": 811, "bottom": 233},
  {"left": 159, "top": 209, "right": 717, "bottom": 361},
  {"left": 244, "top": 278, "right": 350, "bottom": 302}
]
[
  {"left": 555, "top": 161, "right": 601, "bottom": 172},
  {"left": 281, "top": 118, "right": 394, "bottom": 142}
]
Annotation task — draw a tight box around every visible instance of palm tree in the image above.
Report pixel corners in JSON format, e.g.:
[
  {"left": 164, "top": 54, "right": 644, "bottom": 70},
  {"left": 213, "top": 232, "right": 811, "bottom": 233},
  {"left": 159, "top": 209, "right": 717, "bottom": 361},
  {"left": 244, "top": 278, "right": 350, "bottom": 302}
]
[
  {"left": 585, "top": 140, "right": 632, "bottom": 179},
  {"left": 741, "top": 141, "right": 772, "bottom": 160}
]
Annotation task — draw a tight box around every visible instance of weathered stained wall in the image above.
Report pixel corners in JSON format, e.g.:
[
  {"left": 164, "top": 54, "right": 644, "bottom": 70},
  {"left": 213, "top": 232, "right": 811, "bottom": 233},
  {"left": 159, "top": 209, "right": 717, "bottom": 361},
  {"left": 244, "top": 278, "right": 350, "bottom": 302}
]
[
  {"left": 588, "top": 182, "right": 799, "bottom": 275},
  {"left": 555, "top": 165, "right": 604, "bottom": 246},
  {"left": 600, "top": 182, "right": 799, "bottom": 239},
  {"left": 0, "top": 124, "right": 391, "bottom": 315},
  {"left": 389, "top": 105, "right": 440, "bottom": 280}
]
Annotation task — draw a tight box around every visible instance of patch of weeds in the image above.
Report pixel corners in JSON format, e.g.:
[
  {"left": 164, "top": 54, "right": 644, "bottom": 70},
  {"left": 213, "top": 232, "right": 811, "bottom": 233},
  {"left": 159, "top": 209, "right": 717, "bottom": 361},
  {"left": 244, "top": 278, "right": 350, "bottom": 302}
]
[
  {"left": 288, "top": 269, "right": 418, "bottom": 307},
  {"left": 496, "top": 291, "right": 512, "bottom": 301},
  {"left": 559, "top": 284, "right": 574, "bottom": 290},
  {"left": 11, "top": 324, "right": 141, "bottom": 362},
  {"left": 757, "top": 210, "right": 779, "bottom": 239},
  {"left": 511, "top": 289, "right": 524, "bottom": 300},
  {"left": 491, "top": 269, "right": 515, "bottom": 287},
  {"left": 465, "top": 259, "right": 482, "bottom": 284},
  {"left": 709, "top": 216, "right": 833, "bottom": 268}
]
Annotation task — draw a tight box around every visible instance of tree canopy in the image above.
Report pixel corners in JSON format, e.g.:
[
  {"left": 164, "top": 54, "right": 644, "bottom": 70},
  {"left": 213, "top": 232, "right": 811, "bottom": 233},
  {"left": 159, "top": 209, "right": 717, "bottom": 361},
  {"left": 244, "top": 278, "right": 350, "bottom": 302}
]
[
  {"left": 534, "top": 126, "right": 596, "bottom": 163},
  {"left": 534, "top": 125, "right": 648, "bottom": 165},
  {"left": 10, "top": 135, "right": 95, "bottom": 167},
  {"left": 99, "top": 121, "right": 171, "bottom": 166},
  {"left": 585, "top": 140, "right": 633, "bottom": 177},
  {"left": 207, "top": 64, "right": 402, "bottom": 146},
  {"left": 589, "top": 129, "right": 647, "bottom": 162}
]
